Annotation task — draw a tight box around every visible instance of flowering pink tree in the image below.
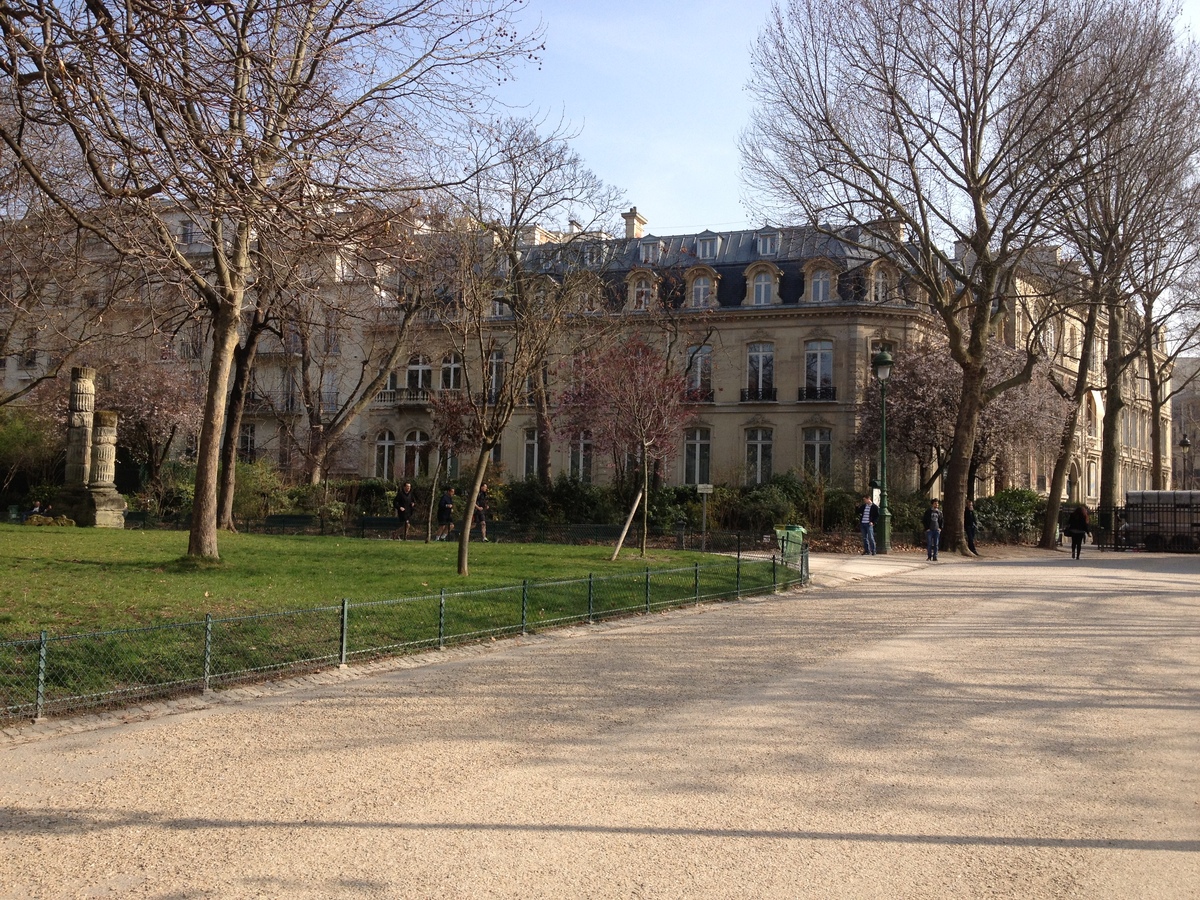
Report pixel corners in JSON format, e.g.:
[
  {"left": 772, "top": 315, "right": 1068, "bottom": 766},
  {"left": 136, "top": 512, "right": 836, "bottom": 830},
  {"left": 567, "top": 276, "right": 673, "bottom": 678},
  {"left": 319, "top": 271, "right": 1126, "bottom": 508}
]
[{"left": 558, "top": 335, "right": 691, "bottom": 557}]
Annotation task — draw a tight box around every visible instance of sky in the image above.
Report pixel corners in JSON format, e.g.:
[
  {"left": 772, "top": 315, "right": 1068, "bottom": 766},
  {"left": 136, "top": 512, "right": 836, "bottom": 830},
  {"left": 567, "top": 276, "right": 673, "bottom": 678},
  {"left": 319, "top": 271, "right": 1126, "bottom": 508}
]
[{"left": 496, "top": 0, "right": 1200, "bottom": 237}]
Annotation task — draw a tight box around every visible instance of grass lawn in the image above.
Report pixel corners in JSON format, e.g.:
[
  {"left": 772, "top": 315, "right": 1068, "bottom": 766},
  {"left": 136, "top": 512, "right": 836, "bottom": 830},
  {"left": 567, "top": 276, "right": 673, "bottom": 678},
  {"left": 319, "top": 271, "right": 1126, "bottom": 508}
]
[{"left": 0, "top": 524, "right": 720, "bottom": 638}]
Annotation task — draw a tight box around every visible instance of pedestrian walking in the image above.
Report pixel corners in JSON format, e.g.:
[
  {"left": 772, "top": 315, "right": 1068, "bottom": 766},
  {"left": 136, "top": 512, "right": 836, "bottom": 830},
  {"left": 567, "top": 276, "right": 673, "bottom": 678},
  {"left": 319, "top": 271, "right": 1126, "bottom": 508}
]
[
  {"left": 473, "top": 483, "right": 491, "bottom": 542},
  {"left": 923, "top": 498, "right": 944, "bottom": 561},
  {"left": 1066, "top": 505, "right": 1090, "bottom": 560},
  {"left": 855, "top": 493, "right": 879, "bottom": 555},
  {"left": 393, "top": 482, "right": 416, "bottom": 539},
  {"left": 965, "top": 500, "right": 979, "bottom": 556},
  {"left": 435, "top": 487, "right": 456, "bottom": 541}
]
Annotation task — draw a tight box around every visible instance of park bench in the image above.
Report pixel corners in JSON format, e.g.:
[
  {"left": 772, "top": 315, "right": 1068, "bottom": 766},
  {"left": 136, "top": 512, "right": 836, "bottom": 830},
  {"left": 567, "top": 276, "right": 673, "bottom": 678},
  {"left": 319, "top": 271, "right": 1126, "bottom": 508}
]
[
  {"left": 358, "top": 515, "right": 403, "bottom": 538},
  {"left": 261, "top": 513, "right": 319, "bottom": 534}
]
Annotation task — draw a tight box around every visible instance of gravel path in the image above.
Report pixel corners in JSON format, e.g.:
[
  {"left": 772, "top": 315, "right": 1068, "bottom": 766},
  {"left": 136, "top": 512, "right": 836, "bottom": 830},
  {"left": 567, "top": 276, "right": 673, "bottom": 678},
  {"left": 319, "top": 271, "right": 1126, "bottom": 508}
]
[{"left": 1, "top": 548, "right": 1197, "bottom": 898}]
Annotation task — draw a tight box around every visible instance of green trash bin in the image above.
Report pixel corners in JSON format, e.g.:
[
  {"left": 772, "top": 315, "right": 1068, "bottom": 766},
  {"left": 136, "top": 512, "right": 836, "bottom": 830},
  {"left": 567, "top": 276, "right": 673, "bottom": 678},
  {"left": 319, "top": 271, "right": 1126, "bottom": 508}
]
[{"left": 774, "top": 524, "right": 806, "bottom": 563}]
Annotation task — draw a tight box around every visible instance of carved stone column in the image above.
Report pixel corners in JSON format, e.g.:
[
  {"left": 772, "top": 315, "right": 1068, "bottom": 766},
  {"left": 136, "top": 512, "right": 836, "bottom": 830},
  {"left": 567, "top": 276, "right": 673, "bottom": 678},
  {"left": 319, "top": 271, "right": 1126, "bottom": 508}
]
[
  {"left": 89, "top": 411, "right": 118, "bottom": 489},
  {"left": 87, "top": 409, "right": 127, "bottom": 528},
  {"left": 65, "top": 367, "right": 96, "bottom": 487}
]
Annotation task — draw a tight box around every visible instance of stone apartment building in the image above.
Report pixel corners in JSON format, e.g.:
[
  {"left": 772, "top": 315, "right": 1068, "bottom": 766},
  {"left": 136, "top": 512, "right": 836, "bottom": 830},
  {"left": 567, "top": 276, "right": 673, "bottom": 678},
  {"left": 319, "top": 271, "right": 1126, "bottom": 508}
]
[{"left": 2, "top": 207, "right": 1169, "bottom": 504}]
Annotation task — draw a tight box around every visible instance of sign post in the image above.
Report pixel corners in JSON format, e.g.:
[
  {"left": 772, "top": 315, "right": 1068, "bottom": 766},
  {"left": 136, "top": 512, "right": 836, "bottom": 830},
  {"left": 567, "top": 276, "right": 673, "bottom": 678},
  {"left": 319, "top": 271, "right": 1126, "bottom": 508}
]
[{"left": 697, "top": 484, "right": 713, "bottom": 551}]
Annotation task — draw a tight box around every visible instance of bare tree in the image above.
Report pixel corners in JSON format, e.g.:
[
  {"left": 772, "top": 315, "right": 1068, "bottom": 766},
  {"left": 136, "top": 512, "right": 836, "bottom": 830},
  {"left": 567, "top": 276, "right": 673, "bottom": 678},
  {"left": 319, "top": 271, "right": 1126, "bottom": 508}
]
[
  {"left": 743, "top": 0, "right": 1154, "bottom": 553},
  {"left": 0, "top": 0, "right": 541, "bottom": 558},
  {"left": 433, "top": 117, "right": 623, "bottom": 576}
]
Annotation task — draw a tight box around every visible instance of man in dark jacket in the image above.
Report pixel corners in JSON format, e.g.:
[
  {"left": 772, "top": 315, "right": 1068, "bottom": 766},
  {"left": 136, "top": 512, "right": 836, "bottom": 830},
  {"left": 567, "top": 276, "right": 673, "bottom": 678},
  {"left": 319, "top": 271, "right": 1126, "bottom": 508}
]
[
  {"left": 964, "top": 500, "right": 979, "bottom": 556},
  {"left": 393, "top": 482, "right": 416, "bottom": 540},
  {"left": 855, "top": 494, "right": 879, "bottom": 555},
  {"left": 923, "top": 499, "right": 944, "bottom": 561}
]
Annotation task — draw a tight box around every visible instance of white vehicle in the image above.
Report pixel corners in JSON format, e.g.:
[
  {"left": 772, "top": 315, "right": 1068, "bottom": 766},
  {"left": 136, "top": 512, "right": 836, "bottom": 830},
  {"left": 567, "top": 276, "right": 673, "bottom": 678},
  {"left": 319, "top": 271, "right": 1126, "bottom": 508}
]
[{"left": 1122, "top": 491, "right": 1200, "bottom": 552}]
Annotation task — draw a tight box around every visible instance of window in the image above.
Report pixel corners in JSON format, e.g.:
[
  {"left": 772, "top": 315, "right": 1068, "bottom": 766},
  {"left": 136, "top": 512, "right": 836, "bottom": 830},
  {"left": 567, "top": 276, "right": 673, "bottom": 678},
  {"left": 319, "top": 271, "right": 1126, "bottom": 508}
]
[
  {"left": 804, "top": 340, "right": 834, "bottom": 400},
  {"left": 441, "top": 353, "right": 462, "bottom": 390},
  {"left": 873, "top": 269, "right": 890, "bottom": 303},
  {"left": 811, "top": 270, "right": 831, "bottom": 303},
  {"left": 277, "top": 426, "right": 293, "bottom": 470},
  {"left": 753, "top": 272, "right": 774, "bottom": 306},
  {"left": 697, "top": 236, "right": 717, "bottom": 260},
  {"left": 640, "top": 240, "right": 661, "bottom": 264},
  {"left": 685, "top": 428, "right": 711, "bottom": 485},
  {"left": 1087, "top": 460, "right": 1098, "bottom": 498},
  {"left": 691, "top": 275, "right": 712, "bottom": 308},
  {"left": 570, "top": 431, "right": 593, "bottom": 483},
  {"left": 179, "top": 219, "right": 198, "bottom": 244},
  {"left": 488, "top": 350, "right": 505, "bottom": 401},
  {"left": 633, "top": 277, "right": 653, "bottom": 311},
  {"left": 406, "top": 355, "right": 432, "bottom": 391},
  {"left": 403, "top": 430, "right": 430, "bottom": 479},
  {"left": 686, "top": 345, "right": 713, "bottom": 401},
  {"left": 744, "top": 342, "right": 775, "bottom": 401},
  {"left": 323, "top": 312, "right": 340, "bottom": 356},
  {"left": 238, "top": 423, "right": 256, "bottom": 463},
  {"left": 491, "top": 293, "right": 511, "bottom": 318},
  {"left": 284, "top": 324, "right": 302, "bottom": 354},
  {"left": 746, "top": 427, "right": 773, "bottom": 484},
  {"left": 757, "top": 232, "right": 778, "bottom": 256},
  {"left": 321, "top": 371, "right": 338, "bottom": 410},
  {"left": 375, "top": 430, "right": 396, "bottom": 479},
  {"left": 524, "top": 427, "right": 540, "bottom": 478},
  {"left": 442, "top": 450, "right": 459, "bottom": 480},
  {"left": 179, "top": 323, "right": 202, "bottom": 360},
  {"left": 803, "top": 427, "right": 833, "bottom": 478}
]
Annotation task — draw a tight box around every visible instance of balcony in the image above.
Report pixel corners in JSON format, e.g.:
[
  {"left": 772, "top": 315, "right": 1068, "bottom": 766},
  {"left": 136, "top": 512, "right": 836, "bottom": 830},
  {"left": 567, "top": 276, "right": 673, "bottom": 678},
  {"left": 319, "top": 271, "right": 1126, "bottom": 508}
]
[
  {"left": 683, "top": 388, "right": 714, "bottom": 403},
  {"left": 798, "top": 386, "right": 837, "bottom": 402},
  {"left": 740, "top": 387, "right": 777, "bottom": 403},
  {"left": 244, "top": 391, "right": 302, "bottom": 414}
]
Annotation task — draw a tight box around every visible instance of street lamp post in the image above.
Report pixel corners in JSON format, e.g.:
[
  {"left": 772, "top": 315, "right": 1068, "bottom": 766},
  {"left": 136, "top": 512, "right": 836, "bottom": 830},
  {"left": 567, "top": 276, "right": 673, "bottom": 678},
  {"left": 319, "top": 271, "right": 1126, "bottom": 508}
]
[
  {"left": 873, "top": 349, "right": 894, "bottom": 553},
  {"left": 1180, "top": 434, "right": 1191, "bottom": 491}
]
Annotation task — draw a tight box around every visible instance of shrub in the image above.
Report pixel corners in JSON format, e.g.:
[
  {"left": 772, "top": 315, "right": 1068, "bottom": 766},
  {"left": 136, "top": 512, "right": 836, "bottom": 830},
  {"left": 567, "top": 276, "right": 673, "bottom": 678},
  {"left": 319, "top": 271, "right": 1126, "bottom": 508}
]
[
  {"left": 975, "top": 488, "right": 1042, "bottom": 542},
  {"left": 233, "top": 460, "right": 288, "bottom": 521}
]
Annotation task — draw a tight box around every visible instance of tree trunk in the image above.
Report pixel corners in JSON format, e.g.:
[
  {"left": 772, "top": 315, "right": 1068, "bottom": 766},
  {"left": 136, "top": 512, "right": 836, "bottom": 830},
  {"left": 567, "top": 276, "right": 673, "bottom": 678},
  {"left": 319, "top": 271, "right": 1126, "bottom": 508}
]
[
  {"left": 217, "top": 325, "right": 266, "bottom": 530},
  {"left": 1099, "top": 300, "right": 1126, "bottom": 535},
  {"left": 457, "top": 445, "right": 493, "bottom": 576},
  {"left": 425, "top": 455, "right": 443, "bottom": 544},
  {"left": 941, "top": 363, "right": 986, "bottom": 554},
  {"left": 187, "top": 290, "right": 243, "bottom": 559},
  {"left": 535, "top": 370, "right": 553, "bottom": 487}
]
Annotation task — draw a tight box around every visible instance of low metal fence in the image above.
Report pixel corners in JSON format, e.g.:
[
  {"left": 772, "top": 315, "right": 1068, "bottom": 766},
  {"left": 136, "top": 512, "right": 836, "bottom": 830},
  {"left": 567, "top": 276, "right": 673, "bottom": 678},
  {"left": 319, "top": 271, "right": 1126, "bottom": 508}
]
[
  {"left": 1086, "top": 504, "right": 1200, "bottom": 552},
  {"left": 0, "top": 551, "right": 808, "bottom": 724}
]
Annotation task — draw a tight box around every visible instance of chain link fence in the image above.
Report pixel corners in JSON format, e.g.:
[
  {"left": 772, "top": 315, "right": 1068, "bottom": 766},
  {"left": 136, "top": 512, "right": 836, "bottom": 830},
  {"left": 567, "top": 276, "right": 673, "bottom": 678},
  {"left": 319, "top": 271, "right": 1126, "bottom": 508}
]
[{"left": 1, "top": 550, "right": 807, "bottom": 724}]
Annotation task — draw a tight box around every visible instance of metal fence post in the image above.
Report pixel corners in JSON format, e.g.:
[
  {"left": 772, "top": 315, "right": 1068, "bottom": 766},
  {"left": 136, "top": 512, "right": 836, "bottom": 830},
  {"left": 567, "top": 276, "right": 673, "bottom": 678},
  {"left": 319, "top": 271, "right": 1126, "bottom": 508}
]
[
  {"left": 645, "top": 567, "right": 651, "bottom": 613},
  {"left": 34, "top": 630, "right": 47, "bottom": 721},
  {"left": 339, "top": 598, "right": 349, "bottom": 668},
  {"left": 587, "top": 573, "right": 594, "bottom": 623},
  {"left": 439, "top": 589, "right": 446, "bottom": 649},
  {"left": 772, "top": 554, "right": 777, "bottom": 591},
  {"left": 521, "top": 580, "right": 529, "bottom": 634},
  {"left": 203, "top": 614, "right": 212, "bottom": 693},
  {"left": 736, "top": 553, "right": 742, "bottom": 597},
  {"left": 694, "top": 562, "right": 700, "bottom": 605}
]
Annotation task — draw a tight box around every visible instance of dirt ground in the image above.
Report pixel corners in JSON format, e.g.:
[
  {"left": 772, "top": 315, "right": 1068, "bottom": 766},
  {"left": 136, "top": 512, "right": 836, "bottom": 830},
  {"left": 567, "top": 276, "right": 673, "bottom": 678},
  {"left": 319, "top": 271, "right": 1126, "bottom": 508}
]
[{"left": 1, "top": 546, "right": 1197, "bottom": 899}]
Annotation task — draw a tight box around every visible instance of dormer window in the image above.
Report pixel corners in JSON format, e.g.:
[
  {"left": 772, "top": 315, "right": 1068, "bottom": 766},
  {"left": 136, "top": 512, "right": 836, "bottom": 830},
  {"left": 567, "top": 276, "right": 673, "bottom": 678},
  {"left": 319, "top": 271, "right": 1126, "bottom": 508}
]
[
  {"left": 873, "top": 269, "right": 890, "bottom": 303},
  {"left": 753, "top": 272, "right": 773, "bottom": 306},
  {"left": 640, "top": 239, "right": 662, "bottom": 265},
  {"left": 757, "top": 232, "right": 778, "bottom": 256},
  {"left": 811, "top": 269, "right": 832, "bottom": 303},
  {"left": 634, "top": 277, "right": 653, "bottom": 310},
  {"left": 691, "top": 275, "right": 712, "bottom": 308},
  {"left": 697, "top": 236, "right": 718, "bottom": 260}
]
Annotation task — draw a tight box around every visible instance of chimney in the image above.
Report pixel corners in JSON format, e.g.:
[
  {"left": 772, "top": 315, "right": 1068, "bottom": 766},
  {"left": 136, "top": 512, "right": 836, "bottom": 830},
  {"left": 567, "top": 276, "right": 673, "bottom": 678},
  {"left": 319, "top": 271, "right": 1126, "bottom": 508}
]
[
  {"left": 621, "top": 206, "right": 647, "bottom": 240},
  {"left": 568, "top": 219, "right": 582, "bottom": 234}
]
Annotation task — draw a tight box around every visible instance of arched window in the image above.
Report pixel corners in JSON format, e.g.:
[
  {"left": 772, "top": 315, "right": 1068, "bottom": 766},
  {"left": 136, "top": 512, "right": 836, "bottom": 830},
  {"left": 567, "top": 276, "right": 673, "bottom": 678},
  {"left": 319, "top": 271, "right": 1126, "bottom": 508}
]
[
  {"left": 753, "top": 272, "right": 773, "bottom": 305},
  {"left": 441, "top": 353, "right": 462, "bottom": 391},
  {"left": 403, "top": 430, "right": 430, "bottom": 479},
  {"left": 811, "top": 270, "right": 831, "bottom": 303},
  {"left": 873, "top": 269, "right": 889, "bottom": 303},
  {"left": 375, "top": 430, "right": 396, "bottom": 479},
  {"left": 406, "top": 355, "right": 432, "bottom": 391},
  {"left": 634, "top": 277, "right": 652, "bottom": 310},
  {"left": 691, "top": 275, "right": 712, "bottom": 308},
  {"left": 1087, "top": 460, "right": 1098, "bottom": 498}
]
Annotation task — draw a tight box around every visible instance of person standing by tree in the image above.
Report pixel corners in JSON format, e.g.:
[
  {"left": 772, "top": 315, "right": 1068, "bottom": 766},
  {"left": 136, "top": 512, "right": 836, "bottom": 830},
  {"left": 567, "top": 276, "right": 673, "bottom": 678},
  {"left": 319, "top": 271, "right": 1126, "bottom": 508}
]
[
  {"left": 923, "top": 499, "right": 945, "bottom": 562},
  {"left": 965, "top": 500, "right": 980, "bottom": 556},
  {"left": 855, "top": 494, "right": 879, "bottom": 555},
  {"left": 473, "top": 483, "right": 491, "bottom": 543},
  {"left": 435, "top": 487, "right": 456, "bottom": 542},
  {"left": 393, "top": 482, "right": 416, "bottom": 540}
]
